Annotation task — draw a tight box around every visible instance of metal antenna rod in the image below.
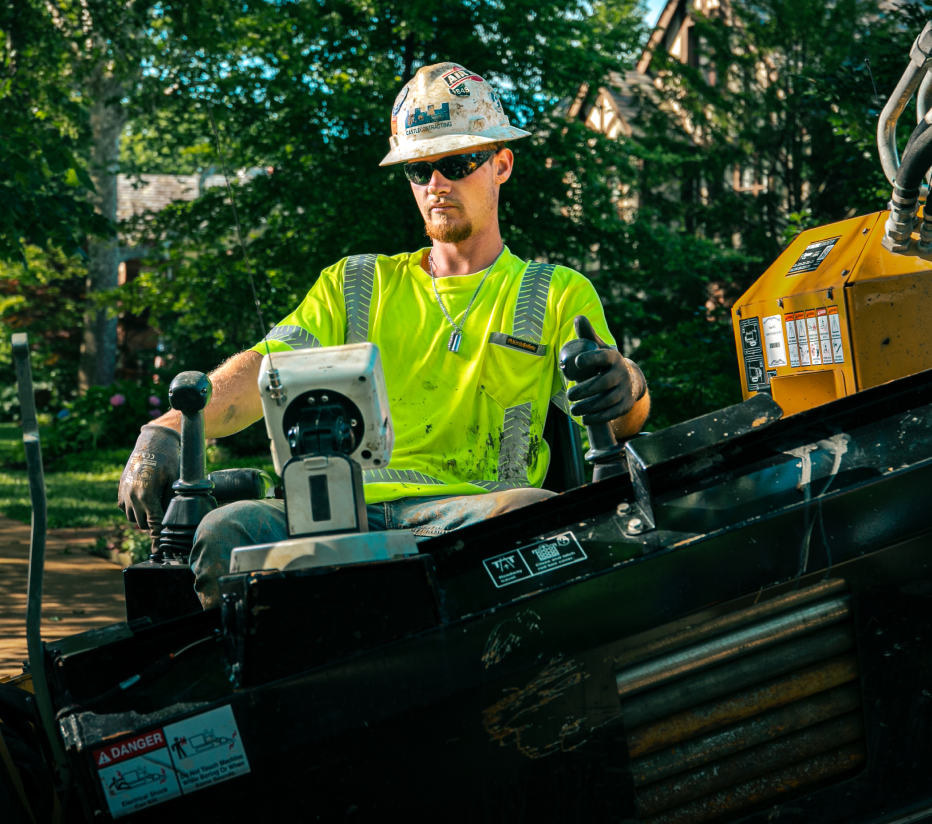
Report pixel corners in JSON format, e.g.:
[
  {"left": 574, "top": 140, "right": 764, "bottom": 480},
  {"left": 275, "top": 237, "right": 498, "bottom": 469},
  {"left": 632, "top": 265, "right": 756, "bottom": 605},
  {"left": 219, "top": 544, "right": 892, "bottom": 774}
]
[{"left": 206, "top": 103, "right": 284, "bottom": 405}]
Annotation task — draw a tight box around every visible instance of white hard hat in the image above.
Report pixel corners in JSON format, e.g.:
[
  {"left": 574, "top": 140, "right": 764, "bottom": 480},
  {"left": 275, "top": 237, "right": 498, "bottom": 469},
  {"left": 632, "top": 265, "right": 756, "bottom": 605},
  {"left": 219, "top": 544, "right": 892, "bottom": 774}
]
[{"left": 380, "top": 62, "right": 531, "bottom": 166}]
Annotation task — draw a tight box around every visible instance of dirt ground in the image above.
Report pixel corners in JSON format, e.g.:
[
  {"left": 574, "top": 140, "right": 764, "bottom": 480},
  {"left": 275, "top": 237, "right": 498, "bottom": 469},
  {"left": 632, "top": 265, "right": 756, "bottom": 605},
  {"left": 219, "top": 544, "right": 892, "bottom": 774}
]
[{"left": 0, "top": 514, "right": 125, "bottom": 678}]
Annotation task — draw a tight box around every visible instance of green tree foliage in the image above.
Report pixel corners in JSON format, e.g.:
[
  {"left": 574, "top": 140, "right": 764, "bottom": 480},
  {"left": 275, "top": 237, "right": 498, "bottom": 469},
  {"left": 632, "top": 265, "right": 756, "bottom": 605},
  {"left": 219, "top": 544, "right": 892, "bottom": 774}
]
[
  {"left": 0, "top": 247, "right": 87, "bottom": 415},
  {"left": 0, "top": 1, "right": 108, "bottom": 262},
  {"left": 115, "top": 0, "right": 648, "bottom": 374},
  {"left": 619, "top": 0, "right": 929, "bottom": 426}
]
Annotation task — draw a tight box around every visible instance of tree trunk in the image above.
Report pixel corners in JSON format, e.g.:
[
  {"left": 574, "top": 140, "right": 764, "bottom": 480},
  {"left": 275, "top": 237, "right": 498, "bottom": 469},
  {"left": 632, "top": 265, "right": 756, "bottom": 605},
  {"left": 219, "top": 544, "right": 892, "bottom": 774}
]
[{"left": 78, "top": 65, "right": 126, "bottom": 392}]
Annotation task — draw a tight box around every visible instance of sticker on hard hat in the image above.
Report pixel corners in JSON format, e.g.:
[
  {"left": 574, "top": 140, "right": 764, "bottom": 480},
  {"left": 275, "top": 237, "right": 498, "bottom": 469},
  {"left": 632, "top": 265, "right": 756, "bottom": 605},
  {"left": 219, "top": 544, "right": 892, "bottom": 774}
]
[
  {"left": 442, "top": 67, "right": 484, "bottom": 97},
  {"left": 484, "top": 532, "right": 586, "bottom": 588},
  {"left": 406, "top": 103, "right": 452, "bottom": 134},
  {"left": 391, "top": 86, "right": 409, "bottom": 136},
  {"left": 786, "top": 236, "right": 840, "bottom": 276},
  {"left": 93, "top": 705, "right": 250, "bottom": 818}
]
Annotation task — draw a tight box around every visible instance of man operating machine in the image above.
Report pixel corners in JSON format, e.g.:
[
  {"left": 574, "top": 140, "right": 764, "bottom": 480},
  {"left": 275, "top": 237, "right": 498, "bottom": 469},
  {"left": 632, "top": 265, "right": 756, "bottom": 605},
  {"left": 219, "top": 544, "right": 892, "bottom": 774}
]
[{"left": 117, "top": 61, "right": 650, "bottom": 607}]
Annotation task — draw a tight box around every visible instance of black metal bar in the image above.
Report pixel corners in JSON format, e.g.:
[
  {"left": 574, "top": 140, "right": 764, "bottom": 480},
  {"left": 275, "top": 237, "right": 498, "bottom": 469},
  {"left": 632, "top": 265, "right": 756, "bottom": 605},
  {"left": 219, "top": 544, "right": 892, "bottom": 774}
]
[
  {"left": 630, "top": 682, "right": 862, "bottom": 786},
  {"left": 10, "top": 333, "right": 70, "bottom": 783},
  {"left": 627, "top": 652, "right": 859, "bottom": 759},
  {"left": 636, "top": 711, "right": 865, "bottom": 817},
  {"left": 620, "top": 623, "right": 856, "bottom": 728}
]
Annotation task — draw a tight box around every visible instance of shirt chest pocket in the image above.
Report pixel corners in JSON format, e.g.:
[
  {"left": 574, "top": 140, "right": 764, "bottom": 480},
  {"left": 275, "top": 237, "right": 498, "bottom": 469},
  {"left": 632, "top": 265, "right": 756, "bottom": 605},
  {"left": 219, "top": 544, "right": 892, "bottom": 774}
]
[{"left": 480, "top": 336, "right": 549, "bottom": 409}]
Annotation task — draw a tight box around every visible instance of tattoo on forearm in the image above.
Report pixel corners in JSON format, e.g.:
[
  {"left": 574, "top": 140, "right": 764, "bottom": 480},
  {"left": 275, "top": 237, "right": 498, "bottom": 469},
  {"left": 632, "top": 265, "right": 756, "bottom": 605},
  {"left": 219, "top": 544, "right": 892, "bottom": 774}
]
[{"left": 222, "top": 404, "right": 237, "bottom": 424}]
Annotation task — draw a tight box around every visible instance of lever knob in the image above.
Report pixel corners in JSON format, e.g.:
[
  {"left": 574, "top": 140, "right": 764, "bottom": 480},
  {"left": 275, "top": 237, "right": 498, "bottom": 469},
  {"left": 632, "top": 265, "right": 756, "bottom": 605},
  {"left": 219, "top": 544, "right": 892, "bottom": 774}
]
[
  {"left": 169, "top": 372, "right": 212, "bottom": 415},
  {"left": 559, "top": 338, "right": 600, "bottom": 383},
  {"left": 558, "top": 338, "right": 625, "bottom": 468}
]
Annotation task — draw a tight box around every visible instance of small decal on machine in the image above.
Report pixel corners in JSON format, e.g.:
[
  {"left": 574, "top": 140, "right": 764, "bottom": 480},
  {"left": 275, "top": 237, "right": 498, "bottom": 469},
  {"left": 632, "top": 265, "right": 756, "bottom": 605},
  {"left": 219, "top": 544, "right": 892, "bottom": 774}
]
[
  {"left": 817, "top": 308, "right": 834, "bottom": 364},
  {"left": 828, "top": 306, "right": 845, "bottom": 363},
  {"left": 795, "top": 312, "right": 812, "bottom": 367},
  {"left": 94, "top": 705, "right": 250, "bottom": 818},
  {"left": 762, "top": 314, "right": 788, "bottom": 368},
  {"left": 739, "top": 317, "right": 767, "bottom": 393},
  {"left": 484, "top": 533, "right": 586, "bottom": 588},
  {"left": 805, "top": 311, "right": 822, "bottom": 365},
  {"left": 784, "top": 313, "right": 800, "bottom": 367},
  {"left": 786, "top": 236, "right": 840, "bottom": 276}
]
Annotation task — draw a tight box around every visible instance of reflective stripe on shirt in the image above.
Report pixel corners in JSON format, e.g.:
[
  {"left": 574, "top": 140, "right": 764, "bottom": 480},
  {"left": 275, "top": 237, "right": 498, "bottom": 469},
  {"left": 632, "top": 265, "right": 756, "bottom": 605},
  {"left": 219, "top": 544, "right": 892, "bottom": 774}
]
[
  {"left": 363, "top": 468, "right": 445, "bottom": 486},
  {"left": 262, "top": 324, "right": 322, "bottom": 350},
  {"left": 344, "top": 254, "right": 378, "bottom": 344}
]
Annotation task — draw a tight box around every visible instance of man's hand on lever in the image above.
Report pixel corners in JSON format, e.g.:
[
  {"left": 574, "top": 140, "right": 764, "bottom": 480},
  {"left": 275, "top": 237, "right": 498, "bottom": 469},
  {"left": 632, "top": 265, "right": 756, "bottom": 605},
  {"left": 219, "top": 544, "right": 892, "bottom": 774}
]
[
  {"left": 565, "top": 316, "right": 650, "bottom": 440},
  {"left": 118, "top": 349, "right": 265, "bottom": 549}
]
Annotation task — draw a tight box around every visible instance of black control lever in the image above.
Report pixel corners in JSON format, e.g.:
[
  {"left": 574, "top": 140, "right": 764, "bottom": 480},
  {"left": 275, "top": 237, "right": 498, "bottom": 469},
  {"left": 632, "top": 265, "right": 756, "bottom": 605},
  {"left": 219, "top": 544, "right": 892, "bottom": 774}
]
[
  {"left": 559, "top": 338, "right": 628, "bottom": 482},
  {"left": 155, "top": 372, "right": 218, "bottom": 562}
]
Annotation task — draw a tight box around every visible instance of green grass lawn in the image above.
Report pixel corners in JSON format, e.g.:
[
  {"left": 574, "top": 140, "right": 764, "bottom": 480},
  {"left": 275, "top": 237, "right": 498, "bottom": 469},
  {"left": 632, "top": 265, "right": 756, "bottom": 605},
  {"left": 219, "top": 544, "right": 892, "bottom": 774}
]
[{"left": 0, "top": 423, "right": 275, "bottom": 529}]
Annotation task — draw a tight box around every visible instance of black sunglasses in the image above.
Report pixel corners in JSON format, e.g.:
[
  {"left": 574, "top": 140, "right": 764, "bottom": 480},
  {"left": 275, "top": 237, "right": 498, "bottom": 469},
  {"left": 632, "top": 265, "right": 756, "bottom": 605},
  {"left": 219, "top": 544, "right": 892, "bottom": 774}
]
[{"left": 403, "top": 150, "right": 497, "bottom": 185}]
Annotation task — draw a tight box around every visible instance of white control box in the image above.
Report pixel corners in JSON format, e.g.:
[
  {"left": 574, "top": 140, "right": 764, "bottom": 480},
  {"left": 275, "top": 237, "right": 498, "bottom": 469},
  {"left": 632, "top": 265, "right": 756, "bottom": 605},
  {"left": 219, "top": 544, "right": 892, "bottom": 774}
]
[{"left": 258, "top": 344, "right": 394, "bottom": 475}]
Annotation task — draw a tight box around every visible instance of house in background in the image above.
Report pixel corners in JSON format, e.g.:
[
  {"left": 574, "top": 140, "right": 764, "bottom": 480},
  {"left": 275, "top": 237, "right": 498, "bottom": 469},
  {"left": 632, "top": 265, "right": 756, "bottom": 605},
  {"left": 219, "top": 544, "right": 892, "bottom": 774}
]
[{"left": 113, "top": 172, "right": 227, "bottom": 379}]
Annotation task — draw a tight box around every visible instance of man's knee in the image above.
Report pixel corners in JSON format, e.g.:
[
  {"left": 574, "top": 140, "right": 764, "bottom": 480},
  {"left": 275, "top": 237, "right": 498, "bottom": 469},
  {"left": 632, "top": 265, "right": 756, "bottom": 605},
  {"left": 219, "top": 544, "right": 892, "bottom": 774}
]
[
  {"left": 489, "top": 487, "right": 556, "bottom": 517},
  {"left": 192, "top": 500, "right": 286, "bottom": 609}
]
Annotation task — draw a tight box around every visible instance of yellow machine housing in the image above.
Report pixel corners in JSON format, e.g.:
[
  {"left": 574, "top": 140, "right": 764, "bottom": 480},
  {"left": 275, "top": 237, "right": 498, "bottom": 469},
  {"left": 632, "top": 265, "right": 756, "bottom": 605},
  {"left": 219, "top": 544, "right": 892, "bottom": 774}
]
[{"left": 733, "top": 209, "right": 932, "bottom": 415}]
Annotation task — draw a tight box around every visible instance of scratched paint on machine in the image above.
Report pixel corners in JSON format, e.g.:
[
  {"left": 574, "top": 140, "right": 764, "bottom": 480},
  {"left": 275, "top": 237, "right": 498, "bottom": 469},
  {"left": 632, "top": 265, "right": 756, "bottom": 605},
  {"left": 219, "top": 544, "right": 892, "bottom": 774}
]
[{"left": 483, "top": 532, "right": 586, "bottom": 588}]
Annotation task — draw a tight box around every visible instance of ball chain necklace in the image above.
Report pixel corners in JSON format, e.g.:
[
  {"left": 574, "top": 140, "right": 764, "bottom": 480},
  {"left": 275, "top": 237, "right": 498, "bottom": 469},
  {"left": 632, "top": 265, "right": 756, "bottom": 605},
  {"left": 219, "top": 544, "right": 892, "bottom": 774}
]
[{"left": 429, "top": 245, "right": 505, "bottom": 354}]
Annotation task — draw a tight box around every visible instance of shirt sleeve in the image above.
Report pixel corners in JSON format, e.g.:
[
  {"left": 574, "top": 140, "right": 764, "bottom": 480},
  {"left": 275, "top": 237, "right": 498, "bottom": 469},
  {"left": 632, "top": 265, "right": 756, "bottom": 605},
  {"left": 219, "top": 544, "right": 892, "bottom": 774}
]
[
  {"left": 548, "top": 269, "right": 617, "bottom": 421},
  {"left": 249, "top": 259, "right": 347, "bottom": 354}
]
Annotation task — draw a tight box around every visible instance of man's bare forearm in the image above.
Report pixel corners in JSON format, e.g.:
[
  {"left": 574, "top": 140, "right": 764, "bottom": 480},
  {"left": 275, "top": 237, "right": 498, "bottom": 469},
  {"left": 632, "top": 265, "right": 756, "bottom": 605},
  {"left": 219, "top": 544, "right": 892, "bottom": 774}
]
[{"left": 149, "top": 350, "right": 265, "bottom": 438}]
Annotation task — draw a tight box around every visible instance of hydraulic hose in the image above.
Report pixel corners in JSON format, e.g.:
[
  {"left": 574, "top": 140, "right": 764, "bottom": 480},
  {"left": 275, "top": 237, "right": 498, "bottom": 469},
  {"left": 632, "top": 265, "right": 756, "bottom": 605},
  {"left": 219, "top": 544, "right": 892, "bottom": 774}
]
[
  {"left": 883, "top": 116, "right": 932, "bottom": 254},
  {"left": 877, "top": 20, "right": 932, "bottom": 186},
  {"left": 11, "top": 334, "right": 70, "bottom": 787}
]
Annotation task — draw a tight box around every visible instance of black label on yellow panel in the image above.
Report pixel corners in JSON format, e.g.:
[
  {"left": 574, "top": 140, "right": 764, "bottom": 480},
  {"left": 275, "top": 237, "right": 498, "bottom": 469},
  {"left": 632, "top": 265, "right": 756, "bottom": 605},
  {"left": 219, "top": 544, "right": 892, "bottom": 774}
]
[
  {"left": 786, "top": 237, "right": 840, "bottom": 276},
  {"left": 740, "top": 317, "right": 768, "bottom": 393}
]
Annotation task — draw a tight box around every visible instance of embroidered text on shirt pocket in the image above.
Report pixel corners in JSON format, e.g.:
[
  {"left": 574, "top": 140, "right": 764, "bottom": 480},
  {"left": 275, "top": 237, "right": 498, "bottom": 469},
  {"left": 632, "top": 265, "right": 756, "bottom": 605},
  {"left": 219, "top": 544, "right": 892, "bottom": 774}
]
[{"left": 481, "top": 335, "right": 548, "bottom": 409}]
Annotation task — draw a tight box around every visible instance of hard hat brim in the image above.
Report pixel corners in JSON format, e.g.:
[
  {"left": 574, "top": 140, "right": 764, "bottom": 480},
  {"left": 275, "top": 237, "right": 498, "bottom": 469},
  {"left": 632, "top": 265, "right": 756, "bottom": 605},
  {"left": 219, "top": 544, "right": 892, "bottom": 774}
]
[{"left": 379, "top": 125, "right": 531, "bottom": 167}]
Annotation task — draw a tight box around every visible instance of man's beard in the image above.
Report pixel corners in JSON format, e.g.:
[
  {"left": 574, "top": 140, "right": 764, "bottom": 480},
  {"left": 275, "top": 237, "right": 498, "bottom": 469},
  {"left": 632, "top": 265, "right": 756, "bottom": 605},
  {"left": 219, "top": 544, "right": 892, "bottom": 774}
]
[{"left": 424, "top": 214, "right": 474, "bottom": 243}]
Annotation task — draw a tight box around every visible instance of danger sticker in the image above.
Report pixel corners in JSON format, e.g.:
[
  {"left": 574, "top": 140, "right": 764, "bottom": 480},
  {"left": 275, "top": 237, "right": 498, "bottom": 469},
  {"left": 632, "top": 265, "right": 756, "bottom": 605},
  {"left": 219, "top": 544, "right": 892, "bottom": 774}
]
[
  {"left": 484, "top": 533, "right": 586, "bottom": 588},
  {"left": 786, "top": 237, "right": 840, "bottom": 276},
  {"left": 94, "top": 705, "right": 250, "bottom": 818},
  {"left": 163, "top": 706, "right": 250, "bottom": 793},
  {"left": 95, "top": 731, "right": 181, "bottom": 816}
]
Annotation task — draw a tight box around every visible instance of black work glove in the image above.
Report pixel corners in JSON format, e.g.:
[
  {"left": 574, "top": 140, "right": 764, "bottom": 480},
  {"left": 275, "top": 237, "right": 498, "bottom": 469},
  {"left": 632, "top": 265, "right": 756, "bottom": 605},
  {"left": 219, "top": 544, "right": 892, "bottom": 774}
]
[
  {"left": 565, "top": 316, "right": 647, "bottom": 425},
  {"left": 118, "top": 425, "right": 181, "bottom": 549}
]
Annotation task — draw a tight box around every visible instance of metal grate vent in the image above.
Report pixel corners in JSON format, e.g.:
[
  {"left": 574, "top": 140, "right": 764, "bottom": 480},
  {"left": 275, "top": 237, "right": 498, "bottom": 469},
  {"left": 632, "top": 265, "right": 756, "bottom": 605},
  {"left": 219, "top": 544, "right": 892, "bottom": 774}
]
[{"left": 616, "top": 578, "right": 865, "bottom": 823}]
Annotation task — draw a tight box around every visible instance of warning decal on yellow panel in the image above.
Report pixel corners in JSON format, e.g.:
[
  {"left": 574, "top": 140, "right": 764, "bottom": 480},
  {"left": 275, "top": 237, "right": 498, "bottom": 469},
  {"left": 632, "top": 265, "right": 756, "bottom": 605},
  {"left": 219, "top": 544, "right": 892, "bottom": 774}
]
[
  {"left": 794, "top": 312, "right": 812, "bottom": 366},
  {"left": 817, "top": 308, "right": 834, "bottom": 365},
  {"left": 828, "top": 306, "right": 845, "bottom": 363},
  {"left": 762, "top": 315, "right": 788, "bottom": 368},
  {"left": 784, "top": 313, "right": 801, "bottom": 367}
]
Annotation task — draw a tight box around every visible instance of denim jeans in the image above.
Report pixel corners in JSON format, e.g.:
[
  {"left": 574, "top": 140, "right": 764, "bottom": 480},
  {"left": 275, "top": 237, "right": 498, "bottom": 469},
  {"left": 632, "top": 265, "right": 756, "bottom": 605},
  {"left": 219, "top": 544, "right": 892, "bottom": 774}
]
[{"left": 190, "top": 488, "right": 555, "bottom": 608}]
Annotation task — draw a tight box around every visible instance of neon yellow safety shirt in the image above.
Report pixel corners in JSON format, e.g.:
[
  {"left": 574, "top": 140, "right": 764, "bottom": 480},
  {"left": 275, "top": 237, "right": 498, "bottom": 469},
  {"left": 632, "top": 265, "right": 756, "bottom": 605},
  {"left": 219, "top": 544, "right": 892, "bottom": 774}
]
[{"left": 250, "top": 247, "right": 615, "bottom": 504}]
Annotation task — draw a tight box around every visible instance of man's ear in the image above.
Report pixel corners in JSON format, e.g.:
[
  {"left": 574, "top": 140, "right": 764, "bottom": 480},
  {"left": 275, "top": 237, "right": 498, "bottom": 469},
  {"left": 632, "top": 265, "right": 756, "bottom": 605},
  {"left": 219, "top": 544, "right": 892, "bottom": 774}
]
[{"left": 495, "top": 148, "right": 514, "bottom": 185}]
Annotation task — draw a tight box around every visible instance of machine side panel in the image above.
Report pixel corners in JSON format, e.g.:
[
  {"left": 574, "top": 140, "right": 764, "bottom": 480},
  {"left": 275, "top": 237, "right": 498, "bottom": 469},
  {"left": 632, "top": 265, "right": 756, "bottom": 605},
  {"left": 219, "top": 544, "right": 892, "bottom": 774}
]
[
  {"left": 847, "top": 272, "right": 932, "bottom": 391},
  {"left": 734, "top": 215, "right": 874, "bottom": 406}
]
